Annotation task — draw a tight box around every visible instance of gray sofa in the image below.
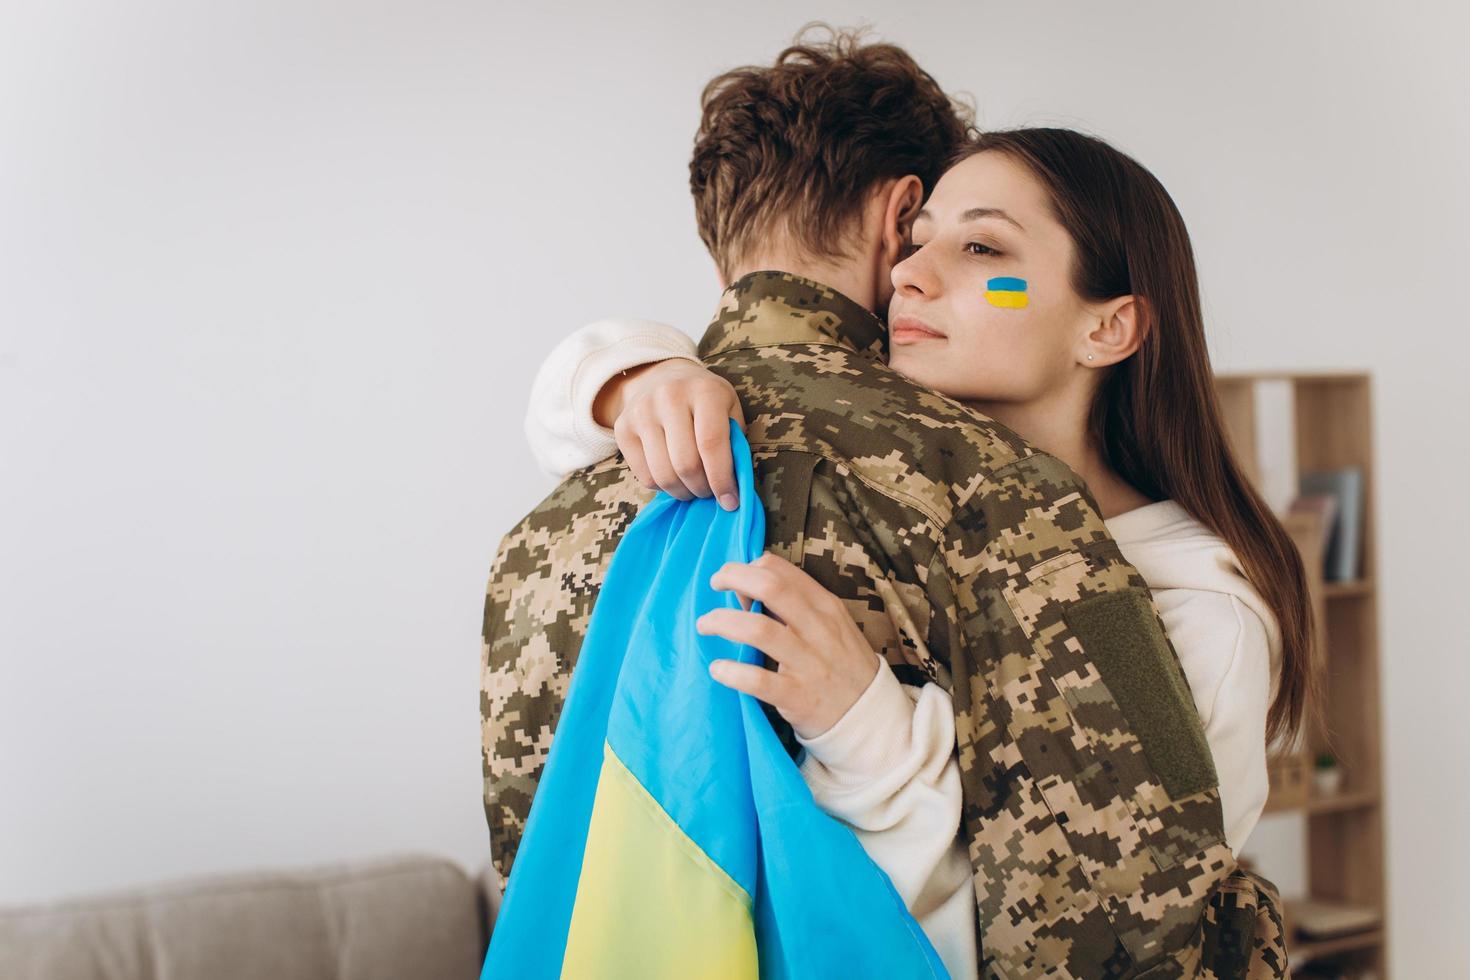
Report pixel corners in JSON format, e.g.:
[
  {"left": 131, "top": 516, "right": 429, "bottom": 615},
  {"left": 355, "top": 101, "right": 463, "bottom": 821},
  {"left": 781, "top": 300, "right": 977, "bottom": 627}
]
[{"left": 0, "top": 855, "right": 504, "bottom": 980}]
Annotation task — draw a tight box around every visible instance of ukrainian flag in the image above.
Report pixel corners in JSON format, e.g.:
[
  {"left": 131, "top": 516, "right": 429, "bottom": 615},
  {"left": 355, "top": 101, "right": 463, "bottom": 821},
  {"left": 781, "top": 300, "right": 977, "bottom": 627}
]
[
  {"left": 481, "top": 420, "right": 947, "bottom": 979},
  {"left": 984, "top": 276, "right": 1029, "bottom": 309}
]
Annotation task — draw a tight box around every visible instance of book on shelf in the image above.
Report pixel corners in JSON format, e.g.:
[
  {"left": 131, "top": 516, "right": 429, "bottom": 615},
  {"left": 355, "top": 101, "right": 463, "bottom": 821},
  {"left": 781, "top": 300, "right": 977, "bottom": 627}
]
[
  {"left": 1287, "top": 493, "right": 1338, "bottom": 564},
  {"left": 1296, "top": 468, "right": 1364, "bottom": 582}
]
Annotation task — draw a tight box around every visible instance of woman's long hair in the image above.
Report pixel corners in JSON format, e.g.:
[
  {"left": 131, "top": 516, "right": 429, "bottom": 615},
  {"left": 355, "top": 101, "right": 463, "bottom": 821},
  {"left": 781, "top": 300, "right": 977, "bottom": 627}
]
[{"left": 956, "top": 129, "right": 1316, "bottom": 744}]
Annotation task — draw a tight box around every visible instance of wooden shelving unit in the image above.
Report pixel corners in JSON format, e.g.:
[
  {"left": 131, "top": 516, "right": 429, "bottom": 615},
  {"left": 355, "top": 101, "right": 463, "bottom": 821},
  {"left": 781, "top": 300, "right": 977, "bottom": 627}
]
[{"left": 1213, "top": 372, "right": 1387, "bottom": 978}]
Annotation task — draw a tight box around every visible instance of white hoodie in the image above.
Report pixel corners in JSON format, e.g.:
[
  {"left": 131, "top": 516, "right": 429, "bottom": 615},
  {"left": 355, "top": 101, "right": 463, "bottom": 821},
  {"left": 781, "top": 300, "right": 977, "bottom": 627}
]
[{"left": 523, "top": 318, "right": 1281, "bottom": 980}]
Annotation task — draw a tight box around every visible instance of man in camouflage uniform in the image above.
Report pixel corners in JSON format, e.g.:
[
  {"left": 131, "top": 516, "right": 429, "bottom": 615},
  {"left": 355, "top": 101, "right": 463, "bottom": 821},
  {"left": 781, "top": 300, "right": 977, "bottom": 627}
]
[{"left": 482, "top": 30, "right": 1284, "bottom": 980}]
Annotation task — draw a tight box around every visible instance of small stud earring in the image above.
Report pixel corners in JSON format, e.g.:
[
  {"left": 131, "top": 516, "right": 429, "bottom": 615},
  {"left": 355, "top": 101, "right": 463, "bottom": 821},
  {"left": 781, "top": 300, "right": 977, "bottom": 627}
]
[{"left": 1087, "top": 354, "right": 1094, "bottom": 361}]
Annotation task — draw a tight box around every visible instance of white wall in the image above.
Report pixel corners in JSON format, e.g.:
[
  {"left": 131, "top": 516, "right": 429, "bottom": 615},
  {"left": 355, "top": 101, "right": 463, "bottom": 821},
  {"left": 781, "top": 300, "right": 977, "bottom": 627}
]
[{"left": 2, "top": 1, "right": 1464, "bottom": 974}]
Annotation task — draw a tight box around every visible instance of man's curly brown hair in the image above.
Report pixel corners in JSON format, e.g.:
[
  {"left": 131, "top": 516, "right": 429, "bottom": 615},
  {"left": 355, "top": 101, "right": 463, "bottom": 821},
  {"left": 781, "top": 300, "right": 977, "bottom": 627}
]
[{"left": 690, "top": 24, "right": 977, "bottom": 282}]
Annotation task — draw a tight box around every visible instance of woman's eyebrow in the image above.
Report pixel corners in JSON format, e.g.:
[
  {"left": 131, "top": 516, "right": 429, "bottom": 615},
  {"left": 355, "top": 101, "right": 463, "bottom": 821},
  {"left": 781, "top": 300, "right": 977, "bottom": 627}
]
[{"left": 914, "top": 206, "right": 1025, "bottom": 232}]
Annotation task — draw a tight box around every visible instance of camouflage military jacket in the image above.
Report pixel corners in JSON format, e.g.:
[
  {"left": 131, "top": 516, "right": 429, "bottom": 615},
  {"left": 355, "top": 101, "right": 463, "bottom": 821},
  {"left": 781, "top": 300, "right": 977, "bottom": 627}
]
[{"left": 482, "top": 271, "right": 1281, "bottom": 978}]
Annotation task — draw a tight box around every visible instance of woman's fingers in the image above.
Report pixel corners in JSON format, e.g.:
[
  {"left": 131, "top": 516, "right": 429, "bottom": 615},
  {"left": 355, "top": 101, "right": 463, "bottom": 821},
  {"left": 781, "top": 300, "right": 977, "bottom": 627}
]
[
  {"left": 707, "top": 658, "right": 788, "bottom": 710},
  {"left": 625, "top": 408, "right": 695, "bottom": 500},
  {"left": 656, "top": 389, "right": 713, "bottom": 499},
  {"left": 610, "top": 362, "right": 746, "bottom": 509},
  {"left": 693, "top": 397, "right": 740, "bottom": 510},
  {"left": 703, "top": 553, "right": 881, "bottom": 742},
  {"left": 708, "top": 553, "right": 835, "bottom": 634},
  {"left": 612, "top": 424, "right": 658, "bottom": 493},
  {"left": 695, "top": 608, "right": 798, "bottom": 663}
]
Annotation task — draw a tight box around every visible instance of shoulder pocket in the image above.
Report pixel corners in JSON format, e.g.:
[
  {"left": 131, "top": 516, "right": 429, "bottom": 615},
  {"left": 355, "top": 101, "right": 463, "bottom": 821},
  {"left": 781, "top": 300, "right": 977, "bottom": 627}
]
[
  {"left": 1062, "top": 588, "right": 1217, "bottom": 801},
  {"left": 995, "top": 548, "right": 1232, "bottom": 969},
  {"left": 999, "top": 550, "right": 1225, "bottom": 859}
]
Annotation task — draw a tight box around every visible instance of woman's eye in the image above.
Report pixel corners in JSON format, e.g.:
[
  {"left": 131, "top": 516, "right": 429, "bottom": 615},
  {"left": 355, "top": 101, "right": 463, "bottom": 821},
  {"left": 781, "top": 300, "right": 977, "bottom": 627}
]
[
  {"left": 901, "top": 241, "right": 925, "bottom": 257},
  {"left": 965, "top": 242, "right": 1000, "bottom": 256}
]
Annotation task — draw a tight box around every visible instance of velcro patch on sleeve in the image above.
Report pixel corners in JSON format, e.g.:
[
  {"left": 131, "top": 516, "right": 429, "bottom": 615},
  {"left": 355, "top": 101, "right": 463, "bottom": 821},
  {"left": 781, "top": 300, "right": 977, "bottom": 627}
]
[{"left": 1062, "top": 588, "right": 1218, "bottom": 800}]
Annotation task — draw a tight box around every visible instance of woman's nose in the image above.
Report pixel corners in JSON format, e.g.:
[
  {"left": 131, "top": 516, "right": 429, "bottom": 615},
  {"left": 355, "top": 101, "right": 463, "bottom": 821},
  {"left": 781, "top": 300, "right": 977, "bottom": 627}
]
[{"left": 892, "top": 249, "right": 936, "bottom": 297}]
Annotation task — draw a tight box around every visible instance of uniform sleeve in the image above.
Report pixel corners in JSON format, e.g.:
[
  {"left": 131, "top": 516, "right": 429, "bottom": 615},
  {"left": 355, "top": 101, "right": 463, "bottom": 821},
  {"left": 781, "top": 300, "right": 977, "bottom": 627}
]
[
  {"left": 523, "top": 317, "right": 700, "bottom": 478},
  {"left": 947, "top": 451, "right": 1236, "bottom": 976},
  {"left": 795, "top": 656, "right": 978, "bottom": 978}
]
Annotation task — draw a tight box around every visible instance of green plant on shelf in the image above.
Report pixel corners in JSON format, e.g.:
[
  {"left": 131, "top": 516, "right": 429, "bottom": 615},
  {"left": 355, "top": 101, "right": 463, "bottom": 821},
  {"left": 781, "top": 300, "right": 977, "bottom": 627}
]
[{"left": 1312, "top": 752, "right": 1343, "bottom": 797}]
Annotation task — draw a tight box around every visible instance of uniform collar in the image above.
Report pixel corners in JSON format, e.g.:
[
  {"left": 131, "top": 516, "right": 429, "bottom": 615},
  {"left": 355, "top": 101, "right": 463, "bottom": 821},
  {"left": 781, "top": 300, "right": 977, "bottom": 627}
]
[{"left": 696, "top": 270, "right": 889, "bottom": 362}]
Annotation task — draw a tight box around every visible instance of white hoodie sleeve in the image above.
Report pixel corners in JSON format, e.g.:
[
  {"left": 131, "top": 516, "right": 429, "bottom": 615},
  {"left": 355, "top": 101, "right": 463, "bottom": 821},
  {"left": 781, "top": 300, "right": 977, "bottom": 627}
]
[
  {"left": 523, "top": 318, "right": 701, "bottom": 478},
  {"left": 1198, "top": 595, "right": 1274, "bottom": 856},
  {"left": 795, "top": 655, "right": 979, "bottom": 979}
]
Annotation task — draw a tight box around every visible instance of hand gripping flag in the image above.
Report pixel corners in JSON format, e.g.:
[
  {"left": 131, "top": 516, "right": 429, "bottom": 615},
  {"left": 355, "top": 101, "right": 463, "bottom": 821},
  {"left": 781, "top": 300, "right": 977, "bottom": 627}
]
[{"left": 481, "top": 420, "right": 948, "bottom": 979}]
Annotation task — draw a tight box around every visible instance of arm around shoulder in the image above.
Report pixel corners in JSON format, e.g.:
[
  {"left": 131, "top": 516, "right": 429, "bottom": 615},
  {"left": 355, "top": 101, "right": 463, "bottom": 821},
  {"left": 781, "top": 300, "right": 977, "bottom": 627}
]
[{"left": 523, "top": 317, "right": 699, "bottom": 478}]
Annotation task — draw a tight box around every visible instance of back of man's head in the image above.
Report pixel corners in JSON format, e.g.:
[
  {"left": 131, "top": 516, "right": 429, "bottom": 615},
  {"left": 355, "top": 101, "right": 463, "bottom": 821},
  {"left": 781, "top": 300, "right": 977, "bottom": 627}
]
[{"left": 689, "top": 25, "right": 976, "bottom": 284}]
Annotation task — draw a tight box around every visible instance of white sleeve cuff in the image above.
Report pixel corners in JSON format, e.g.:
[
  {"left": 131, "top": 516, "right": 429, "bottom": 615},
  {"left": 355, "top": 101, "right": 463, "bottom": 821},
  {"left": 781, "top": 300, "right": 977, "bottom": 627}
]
[
  {"left": 795, "top": 654, "right": 917, "bottom": 783},
  {"left": 523, "top": 318, "right": 700, "bottom": 478}
]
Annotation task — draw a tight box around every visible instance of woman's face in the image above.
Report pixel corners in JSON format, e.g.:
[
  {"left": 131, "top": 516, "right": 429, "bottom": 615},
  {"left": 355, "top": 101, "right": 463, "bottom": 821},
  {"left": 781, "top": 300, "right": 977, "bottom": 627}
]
[{"left": 886, "top": 151, "right": 1096, "bottom": 405}]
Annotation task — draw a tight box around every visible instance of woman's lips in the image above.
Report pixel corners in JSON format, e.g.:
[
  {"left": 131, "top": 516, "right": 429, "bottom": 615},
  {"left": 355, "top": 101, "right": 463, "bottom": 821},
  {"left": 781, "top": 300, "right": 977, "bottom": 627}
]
[{"left": 889, "top": 314, "right": 946, "bottom": 344}]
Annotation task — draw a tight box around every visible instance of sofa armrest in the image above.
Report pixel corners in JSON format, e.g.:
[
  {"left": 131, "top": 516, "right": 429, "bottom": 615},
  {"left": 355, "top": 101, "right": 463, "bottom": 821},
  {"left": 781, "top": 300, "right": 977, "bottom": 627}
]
[{"left": 0, "top": 854, "right": 485, "bottom": 980}]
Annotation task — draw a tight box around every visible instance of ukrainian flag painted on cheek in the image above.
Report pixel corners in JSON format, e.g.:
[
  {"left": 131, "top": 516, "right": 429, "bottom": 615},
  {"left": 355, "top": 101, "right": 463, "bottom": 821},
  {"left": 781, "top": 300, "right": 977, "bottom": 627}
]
[
  {"left": 985, "top": 276, "right": 1029, "bottom": 309},
  {"left": 481, "top": 420, "right": 947, "bottom": 979}
]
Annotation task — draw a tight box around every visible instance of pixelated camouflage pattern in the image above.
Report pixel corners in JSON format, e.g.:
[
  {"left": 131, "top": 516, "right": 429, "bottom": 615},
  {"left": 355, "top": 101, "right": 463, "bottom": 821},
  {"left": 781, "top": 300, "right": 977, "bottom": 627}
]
[
  {"left": 480, "top": 463, "right": 652, "bottom": 887},
  {"left": 1135, "top": 869, "right": 1287, "bottom": 979},
  {"left": 482, "top": 271, "right": 1286, "bottom": 978}
]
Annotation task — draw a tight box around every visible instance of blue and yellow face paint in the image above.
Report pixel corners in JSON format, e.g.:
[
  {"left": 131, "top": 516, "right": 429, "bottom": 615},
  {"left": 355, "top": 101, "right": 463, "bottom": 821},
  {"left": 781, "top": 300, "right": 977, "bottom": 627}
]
[{"left": 985, "top": 276, "right": 1029, "bottom": 309}]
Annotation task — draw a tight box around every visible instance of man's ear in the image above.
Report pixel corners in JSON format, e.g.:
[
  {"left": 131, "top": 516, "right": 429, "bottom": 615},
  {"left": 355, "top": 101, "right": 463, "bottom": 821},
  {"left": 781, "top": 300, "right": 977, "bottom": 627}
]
[
  {"left": 879, "top": 175, "right": 925, "bottom": 267},
  {"left": 1083, "top": 295, "right": 1148, "bottom": 366}
]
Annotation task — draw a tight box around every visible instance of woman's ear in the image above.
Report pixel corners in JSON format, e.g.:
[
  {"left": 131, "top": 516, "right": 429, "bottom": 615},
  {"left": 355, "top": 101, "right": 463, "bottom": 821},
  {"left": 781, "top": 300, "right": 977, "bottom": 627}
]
[
  {"left": 1083, "top": 295, "right": 1148, "bottom": 366},
  {"left": 879, "top": 175, "right": 925, "bottom": 267}
]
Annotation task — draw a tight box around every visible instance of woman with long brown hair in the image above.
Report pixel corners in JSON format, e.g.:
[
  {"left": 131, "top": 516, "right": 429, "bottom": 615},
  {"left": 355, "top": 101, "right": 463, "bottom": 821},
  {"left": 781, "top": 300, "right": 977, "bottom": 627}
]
[{"left": 523, "top": 128, "right": 1314, "bottom": 978}]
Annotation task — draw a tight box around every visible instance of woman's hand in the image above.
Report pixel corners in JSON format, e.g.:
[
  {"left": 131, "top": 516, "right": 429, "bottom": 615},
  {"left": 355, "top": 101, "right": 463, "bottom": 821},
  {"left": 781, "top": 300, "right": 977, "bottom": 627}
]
[
  {"left": 593, "top": 358, "right": 745, "bottom": 509},
  {"left": 696, "top": 552, "right": 881, "bottom": 740}
]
